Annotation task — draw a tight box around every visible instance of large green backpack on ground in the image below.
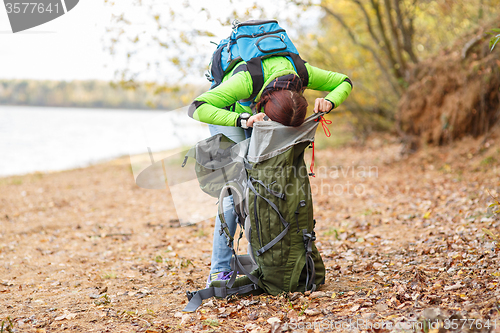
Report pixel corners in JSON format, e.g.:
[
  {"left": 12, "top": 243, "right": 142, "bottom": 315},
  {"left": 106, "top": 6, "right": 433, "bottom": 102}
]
[{"left": 183, "top": 114, "right": 326, "bottom": 312}]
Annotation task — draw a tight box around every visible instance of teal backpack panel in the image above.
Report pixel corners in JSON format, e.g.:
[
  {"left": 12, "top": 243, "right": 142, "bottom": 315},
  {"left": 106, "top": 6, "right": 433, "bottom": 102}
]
[{"left": 207, "top": 19, "right": 308, "bottom": 101}]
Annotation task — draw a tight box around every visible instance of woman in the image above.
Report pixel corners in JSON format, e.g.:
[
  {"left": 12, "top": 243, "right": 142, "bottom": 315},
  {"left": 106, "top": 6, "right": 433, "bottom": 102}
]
[{"left": 188, "top": 54, "right": 352, "bottom": 286}]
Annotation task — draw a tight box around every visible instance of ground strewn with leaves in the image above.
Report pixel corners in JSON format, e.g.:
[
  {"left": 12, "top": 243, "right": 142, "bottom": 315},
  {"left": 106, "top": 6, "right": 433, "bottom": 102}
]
[{"left": 1, "top": 132, "right": 499, "bottom": 333}]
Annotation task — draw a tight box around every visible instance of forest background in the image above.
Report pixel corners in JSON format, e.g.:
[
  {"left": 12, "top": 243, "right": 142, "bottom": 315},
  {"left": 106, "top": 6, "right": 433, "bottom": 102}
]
[{"left": 2, "top": 0, "right": 499, "bottom": 145}]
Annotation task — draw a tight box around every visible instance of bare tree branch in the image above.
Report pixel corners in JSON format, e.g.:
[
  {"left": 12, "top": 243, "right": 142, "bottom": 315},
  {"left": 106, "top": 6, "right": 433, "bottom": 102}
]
[
  {"left": 369, "top": 0, "right": 403, "bottom": 80},
  {"left": 383, "top": 0, "right": 406, "bottom": 72},
  {"left": 319, "top": 3, "right": 402, "bottom": 98},
  {"left": 349, "top": 0, "right": 381, "bottom": 46},
  {"left": 393, "top": 0, "right": 418, "bottom": 63}
]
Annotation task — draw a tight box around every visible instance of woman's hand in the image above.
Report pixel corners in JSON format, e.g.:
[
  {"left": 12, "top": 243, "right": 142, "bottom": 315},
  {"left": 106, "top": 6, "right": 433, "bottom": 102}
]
[
  {"left": 313, "top": 98, "right": 333, "bottom": 113},
  {"left": 247, "top": 113, "right": 267, "bottom": 127}
]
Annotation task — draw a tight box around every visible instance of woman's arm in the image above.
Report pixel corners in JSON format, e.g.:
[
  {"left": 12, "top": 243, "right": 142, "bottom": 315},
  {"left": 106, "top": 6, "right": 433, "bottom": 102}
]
[
  {"left": 305, "top": 63, "right": 353, "bottom": 111},
  {"left": 188, "top": 71, "right": 253, "bottom": 126}
]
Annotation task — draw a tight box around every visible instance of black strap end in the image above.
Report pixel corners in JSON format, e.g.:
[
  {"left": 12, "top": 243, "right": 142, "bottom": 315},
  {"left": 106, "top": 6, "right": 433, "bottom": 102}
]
[{"left": 343, "top": 77, "right": 353, "bottom": 88}]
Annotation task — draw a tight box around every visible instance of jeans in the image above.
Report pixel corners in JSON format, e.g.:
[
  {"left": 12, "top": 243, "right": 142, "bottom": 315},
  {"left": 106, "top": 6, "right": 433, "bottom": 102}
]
[{"left": 208, "top": 124, "right": 251, "bottom": 274}]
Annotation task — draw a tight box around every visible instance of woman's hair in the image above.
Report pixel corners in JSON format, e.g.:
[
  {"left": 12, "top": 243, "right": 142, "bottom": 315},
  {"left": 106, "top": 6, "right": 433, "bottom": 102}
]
[{"left": 255, "top": 90, "right": 308, "bottom": 127}]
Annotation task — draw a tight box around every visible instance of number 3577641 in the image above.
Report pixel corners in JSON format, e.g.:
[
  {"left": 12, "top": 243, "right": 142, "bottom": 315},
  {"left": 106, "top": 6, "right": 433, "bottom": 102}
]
[{"left": 5, "top": 2, "right": 60, "bottom": 14}]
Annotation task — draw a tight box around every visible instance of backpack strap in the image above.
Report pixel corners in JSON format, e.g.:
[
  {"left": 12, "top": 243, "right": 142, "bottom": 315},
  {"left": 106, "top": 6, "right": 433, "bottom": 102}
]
[
  {"left": 226, "top": 248, "right": 259, "bottom": 288},
  {"left": 183, "top": 182, "right": 261, "bottom": 313},
  {"left": 287, "top": 53, "right": 309, "bottom": 88},
  {"left": 218, "top": 184, "right": 245, "bottom": 247},
  {"left": 217, "top": 183, "right": 261, "bottom": 287},
  {"left": 244, "top": 54, "right": 309, "bottom": 105},
  {"left": 248, "top": 177, "right": 291, "bottom": 257},
  {"left": 183, "top": 283, "right": 260, "bottom": 312},
  {"left": 302, "top": 229, "right": 317, "bottom": 292},
  {"left": 245, "top": 57, "right": 264, "bottom": 103}
]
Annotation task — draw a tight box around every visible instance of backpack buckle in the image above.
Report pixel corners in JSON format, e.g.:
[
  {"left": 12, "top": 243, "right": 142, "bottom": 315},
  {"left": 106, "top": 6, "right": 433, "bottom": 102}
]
[
  {"left": 231, "top": 19, "right": 241, "bottom": 30},
  {"left": 186, "top": 291, "right": 195, "bottom": 301},
  {"left": 205, "top": 72, "right": 214, "bottom": 82}
]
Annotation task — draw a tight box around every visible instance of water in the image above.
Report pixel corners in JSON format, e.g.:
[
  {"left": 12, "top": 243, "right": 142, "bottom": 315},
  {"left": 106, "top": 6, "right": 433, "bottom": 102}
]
[{"left": 0, "top": 105, "right": 210, "bottom": 177}]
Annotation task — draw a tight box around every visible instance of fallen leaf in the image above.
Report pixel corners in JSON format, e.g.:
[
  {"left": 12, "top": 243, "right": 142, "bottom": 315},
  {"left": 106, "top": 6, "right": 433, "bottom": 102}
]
[
  {"left": 287, "top": 309, "right": 298, "bottom": 321},
  {"left": 203, "top": 300, "right": 214, "bottom": 307},
  {"left": 304, "top": 308, "right": 321, "bottom": 316},
  {"left": 444, "top": 282, "right": 464, "bottom": 291},
  {"left": 310, "top": 291, "right": 328, "bottom": 299},
  {"left": 180, "top": 314, "right": 190, "bottom": 325},
  {"left": 244, "top": 323, "right": 258, "bottom": 331},
  {"left": 349, "top": 304, "right": 360, "bottom": 312}
]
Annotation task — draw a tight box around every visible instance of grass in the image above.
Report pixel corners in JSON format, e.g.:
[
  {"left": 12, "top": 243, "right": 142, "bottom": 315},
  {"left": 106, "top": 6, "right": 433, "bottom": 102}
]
[
  {"left": 0, "top": 178, "right": 23, "bottom": 186},
  {"left": 196, "top": 229, "right": 208, "bottom": 238},
  {"left": 481, "top": 156, "right": 497, "bottom": 165},
  {"left": 0, "top": 317, "right": 14, "bottom": 333},
  {"left": 94, "top": 294, "right": 111, "bottom": 306},
  {"left": 323, "top": 228, "right": 340, "bottom": 240},
  {"left": 203, "top": 319, "right": 219, "bottom": 327},
  {"left": 102, "top": 272, "right": 117, "bottom": 279}
]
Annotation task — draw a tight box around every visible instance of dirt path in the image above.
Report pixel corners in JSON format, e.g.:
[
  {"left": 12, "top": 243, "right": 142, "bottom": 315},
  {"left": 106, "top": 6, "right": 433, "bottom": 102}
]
[{"left": 1, "top": 133, "right": 499, "bottom": 333}]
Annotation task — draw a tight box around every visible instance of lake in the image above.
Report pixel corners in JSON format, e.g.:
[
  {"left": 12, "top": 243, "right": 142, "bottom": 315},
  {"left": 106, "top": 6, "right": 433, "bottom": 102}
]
[{"left": 0, "top": 105, "right": 210, "bottom": 177}]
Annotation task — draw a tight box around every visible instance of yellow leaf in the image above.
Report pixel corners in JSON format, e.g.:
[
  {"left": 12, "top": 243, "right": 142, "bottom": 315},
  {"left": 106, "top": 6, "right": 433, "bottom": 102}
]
[{"left": 423, "top": 211, "right": 431, "bottom": 219}]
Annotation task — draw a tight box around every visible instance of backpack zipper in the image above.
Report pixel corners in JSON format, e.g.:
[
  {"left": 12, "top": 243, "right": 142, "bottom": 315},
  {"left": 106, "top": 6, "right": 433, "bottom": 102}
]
[{"left": 234, "top": 29, "right": 286, "bottom": 40}]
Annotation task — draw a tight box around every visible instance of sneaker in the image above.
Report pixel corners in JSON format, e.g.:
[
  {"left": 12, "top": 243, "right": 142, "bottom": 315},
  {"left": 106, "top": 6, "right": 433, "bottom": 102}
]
[{"left": 206, "top": 271, "right": 233, "bottom": 288}]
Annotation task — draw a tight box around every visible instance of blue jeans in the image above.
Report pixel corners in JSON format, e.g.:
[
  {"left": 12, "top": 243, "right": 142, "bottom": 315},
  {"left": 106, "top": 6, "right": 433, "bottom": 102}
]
[{"left": 208, "top": 124, "right": 251, "bottom": 274}]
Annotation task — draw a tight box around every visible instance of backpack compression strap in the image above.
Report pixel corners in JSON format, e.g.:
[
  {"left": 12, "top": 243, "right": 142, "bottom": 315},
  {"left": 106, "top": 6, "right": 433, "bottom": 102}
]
[
  {"left": 302, "top": 229, "right": 317, "bottom": 292},
  {"left": 247, "top": 177, "right": 290, "bottom": 257},
  {"left": 218, "top": 184, "right": 260, "bottom": 287}
]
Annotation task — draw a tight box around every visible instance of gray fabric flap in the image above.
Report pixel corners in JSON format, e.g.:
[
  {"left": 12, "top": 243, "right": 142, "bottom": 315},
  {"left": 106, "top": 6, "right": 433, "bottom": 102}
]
[{"left": 247, "top": 113, "right": 322, "bottom": 163}]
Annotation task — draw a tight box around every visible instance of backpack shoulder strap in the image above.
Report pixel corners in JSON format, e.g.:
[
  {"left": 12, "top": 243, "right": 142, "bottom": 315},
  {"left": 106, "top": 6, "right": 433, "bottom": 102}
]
[
  {"left": 288, "top": 53, "right": 309, "bottom": 87},
  {"left": 246, "top": 57, "right": 264, "bottom": 102},
  {"left": 245, "top": 54, "right": 309, "bottom": 103}
]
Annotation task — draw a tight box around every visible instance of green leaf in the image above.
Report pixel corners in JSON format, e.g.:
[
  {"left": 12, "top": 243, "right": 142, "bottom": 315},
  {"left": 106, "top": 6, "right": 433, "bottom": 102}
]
[{"left": 491, "top": 37, "right": 500, "bottom": 51}]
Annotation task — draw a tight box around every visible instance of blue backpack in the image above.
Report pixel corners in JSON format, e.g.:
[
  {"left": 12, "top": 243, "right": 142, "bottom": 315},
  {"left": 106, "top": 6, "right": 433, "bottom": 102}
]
[{"left": 207, "top": 19, "right": 309, "bottom": 105}]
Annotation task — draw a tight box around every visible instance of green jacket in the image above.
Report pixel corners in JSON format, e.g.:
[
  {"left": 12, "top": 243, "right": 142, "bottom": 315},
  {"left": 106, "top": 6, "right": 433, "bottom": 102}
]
[{"left": 188, "top": 56, "right": 352, "bottom": 127}]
